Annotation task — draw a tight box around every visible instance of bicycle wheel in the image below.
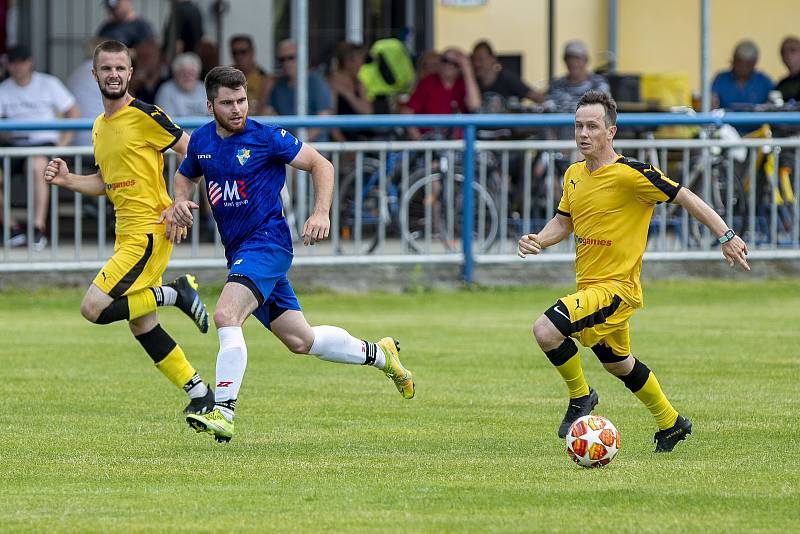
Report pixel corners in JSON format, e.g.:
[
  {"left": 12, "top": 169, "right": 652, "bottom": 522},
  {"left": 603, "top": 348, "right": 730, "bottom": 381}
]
[
  {"left": 337, "top": 157, "right": 384, "bottom": 254},
  {"left": 401, "top": 171, "right": 499, "bottom": 254}
]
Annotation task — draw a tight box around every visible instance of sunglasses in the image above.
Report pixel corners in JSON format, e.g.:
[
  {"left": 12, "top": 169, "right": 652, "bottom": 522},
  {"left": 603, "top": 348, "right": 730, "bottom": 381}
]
[
  {"left": 232, "top": 48, "right": 251, "bottom": 56},
  {"left": 441, "top": 56, "right": 458, "bottom": 66},
  {"left": 278, "top": 55, "right": 296, "bottom": 64}
]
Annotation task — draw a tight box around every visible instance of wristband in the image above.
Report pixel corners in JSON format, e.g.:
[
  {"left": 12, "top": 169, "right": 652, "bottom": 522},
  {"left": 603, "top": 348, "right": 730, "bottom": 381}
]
[{"left": 718, "top": 229, "right": 735, "bottom": 244}]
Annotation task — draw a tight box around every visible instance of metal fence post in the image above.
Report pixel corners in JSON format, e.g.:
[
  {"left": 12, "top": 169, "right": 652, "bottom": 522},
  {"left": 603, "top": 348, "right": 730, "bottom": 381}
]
[{"left": 462, "top": 125, "right": 476, "bottom": 284}]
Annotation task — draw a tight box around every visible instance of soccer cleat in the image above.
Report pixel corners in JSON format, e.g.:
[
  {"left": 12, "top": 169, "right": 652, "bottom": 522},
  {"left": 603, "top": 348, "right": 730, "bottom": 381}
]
[
  {"left": 182, "top": 386, "right": 215, "bottom": 415},
  {"left": 186, "top": 408, "right": 234, "bottom": 443},
  {"left": 169, "top": 274, "right": 209, "bottom": 333},
  {"left": 653, "top": 415, "right": 692, "bottom": 453},
  {"left": 378, "top": 337, "right": 415, "bottom": 399},
  {"left": 558, "top": 387, "right": 599, "bottom": 438}
]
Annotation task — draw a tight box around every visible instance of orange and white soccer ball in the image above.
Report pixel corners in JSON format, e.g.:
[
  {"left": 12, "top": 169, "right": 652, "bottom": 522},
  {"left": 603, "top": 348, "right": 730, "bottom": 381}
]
[{"left": 566, "top": 414, "right": 620, "bottom": 467}]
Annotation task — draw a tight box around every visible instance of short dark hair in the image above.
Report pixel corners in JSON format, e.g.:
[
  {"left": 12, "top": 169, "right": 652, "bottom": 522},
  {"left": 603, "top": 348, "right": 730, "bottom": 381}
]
[
  {"left": 472, "top": 40, "right": 495, "bottom": 57},
  {"left": 93, "top": 40, "right": 130, "bottom": 68},
  {"left": 204, "top": 66, "right": 247, "bottom": 102},
  {"left": 229, "top": 34, "right": 254, "bottom": 50},
  {"left": 576, "top": 90, "right": 617, "bottom": 126}
]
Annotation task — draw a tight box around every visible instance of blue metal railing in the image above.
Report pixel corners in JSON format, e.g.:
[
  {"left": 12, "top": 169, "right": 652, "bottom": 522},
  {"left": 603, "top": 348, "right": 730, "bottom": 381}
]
[{"left": 3, "top": 111, "right": 800, "bottom": 283}]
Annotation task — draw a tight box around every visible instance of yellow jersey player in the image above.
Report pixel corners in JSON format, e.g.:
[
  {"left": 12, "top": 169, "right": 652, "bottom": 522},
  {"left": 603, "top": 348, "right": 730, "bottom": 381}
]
[
  {"left": 44, "top": 40, "right": 214, "bottom": 415},
  {"left": 518, "top": 90, "right": 749, "bottom": 452}
]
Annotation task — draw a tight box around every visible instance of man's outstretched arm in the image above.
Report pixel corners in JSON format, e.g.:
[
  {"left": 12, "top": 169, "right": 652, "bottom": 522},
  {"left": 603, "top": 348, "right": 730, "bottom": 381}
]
[{"left": 674, "top": 187, "right": 750, "bottom": 271}]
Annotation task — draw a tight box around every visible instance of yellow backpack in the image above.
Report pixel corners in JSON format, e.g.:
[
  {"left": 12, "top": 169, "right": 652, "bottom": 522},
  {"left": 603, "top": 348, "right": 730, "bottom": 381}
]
[{"left": 358, "top": 38, "right": 415, "bottom": 101}]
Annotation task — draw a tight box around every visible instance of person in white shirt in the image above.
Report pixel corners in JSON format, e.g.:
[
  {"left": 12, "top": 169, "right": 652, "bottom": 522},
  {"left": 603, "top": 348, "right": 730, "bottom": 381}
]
[
  {"left": 155, "top": 52, "right": 207, "bottom": 119},
  {"left": 0, "top": 45, "right": 80, "bottom": 249},
  {"left": 68, "top": 39, "right": 105, "bottom": 148}
]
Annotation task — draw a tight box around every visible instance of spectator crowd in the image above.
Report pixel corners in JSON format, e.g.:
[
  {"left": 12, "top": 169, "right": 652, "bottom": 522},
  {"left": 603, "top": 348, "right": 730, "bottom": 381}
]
[{"left": 1, "top": 0, "right": 799, "bottom": 249}]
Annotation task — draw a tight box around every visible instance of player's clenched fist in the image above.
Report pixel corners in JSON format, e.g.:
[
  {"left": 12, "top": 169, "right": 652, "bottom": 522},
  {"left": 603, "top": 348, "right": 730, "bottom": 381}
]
[
  {"left": 518, "top": 233, "right": 543, "bottom": 258},
  {"left": 44, "top": 158, "right": 69, "bottom": 186}
]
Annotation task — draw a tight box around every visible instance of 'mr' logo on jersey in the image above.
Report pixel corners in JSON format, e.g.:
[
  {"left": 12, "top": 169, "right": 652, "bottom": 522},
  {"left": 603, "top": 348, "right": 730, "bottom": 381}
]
[{"left": 208, "top": 180, "right": 247, "bottom": 207}]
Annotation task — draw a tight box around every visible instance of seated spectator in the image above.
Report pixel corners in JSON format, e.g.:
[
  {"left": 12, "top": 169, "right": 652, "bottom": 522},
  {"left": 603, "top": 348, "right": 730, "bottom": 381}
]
[
  {"left": 68, "top": 38, "right": 105, "bottom": 147},
  {"left": 0, "top": 45, "right": 79, "bottom": 249},
  {"left": 230, "top": 34, "right": 273, "bottom": 115},
  {"left": 546, "top": 40, "right": 609, "bottom": 113},
  {"left": 155, "top": 52, "right": 207, "bottom": 118},
  {"left": 328, "top": 41, "right": 372, "bottom": 141},
  {"left": 711, "top": 40, "right": 773, "bottom": 110},
  {"left": 401, "top": 47, "right": 480, "bottom": 140},
  {"left": 96, "top": 0, "right": 154, "bottom": 49},
  {"left": 416, "top": 50, "right": 441, "bottom": 83},
  {"left": 471, "top": 40, "right": 543, "bottom": 112},
  {"left": 776, "top": 36, "right": 800, "bottom": 102},
  {"left": 267, "top": 39, "right": 333, "bottom": 141},
  {"left": 129, "top": 38, "right": 167, "bottom": 104}
]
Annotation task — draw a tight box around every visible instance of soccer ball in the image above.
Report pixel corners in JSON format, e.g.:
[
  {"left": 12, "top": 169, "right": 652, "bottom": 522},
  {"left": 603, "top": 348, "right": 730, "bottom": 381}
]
[{"left": 566, "top": 414, "right": 620, "bottom": 467}]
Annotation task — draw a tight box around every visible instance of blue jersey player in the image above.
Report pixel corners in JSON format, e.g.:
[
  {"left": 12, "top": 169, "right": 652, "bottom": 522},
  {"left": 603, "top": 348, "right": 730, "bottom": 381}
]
[{"left": 160, "top": 66, "right": 414, "bottom": 443}]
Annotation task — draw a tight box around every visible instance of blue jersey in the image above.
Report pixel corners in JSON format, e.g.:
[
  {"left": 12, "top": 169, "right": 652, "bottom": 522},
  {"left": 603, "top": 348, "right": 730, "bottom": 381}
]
[{"left": 179, "top": 118, "right": 302, "bottom": 262}]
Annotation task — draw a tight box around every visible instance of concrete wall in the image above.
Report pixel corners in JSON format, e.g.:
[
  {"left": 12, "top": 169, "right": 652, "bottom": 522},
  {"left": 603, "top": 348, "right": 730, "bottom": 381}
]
[{"left": 2, "top": 259, "right": 796, "bottom": 294}]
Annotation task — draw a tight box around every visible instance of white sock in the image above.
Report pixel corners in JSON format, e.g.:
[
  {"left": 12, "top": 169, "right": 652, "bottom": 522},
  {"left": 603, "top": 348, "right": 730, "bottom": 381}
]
[
  {"left": 309, "top": 325, "right": 384, "bottom": 368},
  {"left": 183, "top": 373, "right": 208, "bottom": 399},
  {"left": 214, "top": 326, "right": 247, "bottom": 421},
  {"left": 152, "top": 286, "right": 178, "bottom": 306}
]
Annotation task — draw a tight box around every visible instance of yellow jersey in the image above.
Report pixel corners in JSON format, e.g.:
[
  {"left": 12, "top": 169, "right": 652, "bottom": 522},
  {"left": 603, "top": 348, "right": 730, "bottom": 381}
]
[
  {"left": 557, "top": 155, "right": 681, "bottom": 308},
  {"left": 92, "top": 99, "right": 183, "bottom": 235}
]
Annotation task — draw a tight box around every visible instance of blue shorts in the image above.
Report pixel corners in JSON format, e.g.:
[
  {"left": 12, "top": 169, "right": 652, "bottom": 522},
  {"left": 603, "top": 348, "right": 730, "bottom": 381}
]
[{"left": 227, "top": 241, "right": 301, "bottom": 330}]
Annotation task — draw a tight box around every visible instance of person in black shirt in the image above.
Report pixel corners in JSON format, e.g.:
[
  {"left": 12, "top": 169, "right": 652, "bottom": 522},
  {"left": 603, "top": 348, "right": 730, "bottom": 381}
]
[
  {"left": 97, "top": 0, "right": 154, "bottom": 49},
  {"left": 471, "top": 40, "right": 543, "bottom": 112},
  {"left": 776, "top": 36, "right": 800, "bottom": 102}
]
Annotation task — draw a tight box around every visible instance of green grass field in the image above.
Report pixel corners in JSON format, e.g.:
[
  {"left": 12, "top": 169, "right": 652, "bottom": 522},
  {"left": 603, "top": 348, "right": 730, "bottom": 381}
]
[{"left": 1, "top": 279, "right": 798, "bottom": 532}]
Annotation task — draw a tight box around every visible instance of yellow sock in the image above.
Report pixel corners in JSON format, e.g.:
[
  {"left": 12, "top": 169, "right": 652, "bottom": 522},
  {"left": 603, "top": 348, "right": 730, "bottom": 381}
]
[
  {"left": 634, "top": 373, "right": 679, "bottom": 430},
  {"left": 556, "top": 354, "right": 590, "bottom": 399},
  {"left": 155, "top": 345, "right": 196, "bottom": 389},
  {"left": 127, "top": 289, "right": 157, "bottom": 321}
]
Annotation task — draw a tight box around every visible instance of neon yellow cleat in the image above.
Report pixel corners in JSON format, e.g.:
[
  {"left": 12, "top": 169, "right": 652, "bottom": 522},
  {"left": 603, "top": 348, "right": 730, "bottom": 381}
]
[
  {"left": 378, "top": 337, "right": 414, "bottom": 399},
  {"left": 186, "top": 408, "right": 234, "bottom": 442}
]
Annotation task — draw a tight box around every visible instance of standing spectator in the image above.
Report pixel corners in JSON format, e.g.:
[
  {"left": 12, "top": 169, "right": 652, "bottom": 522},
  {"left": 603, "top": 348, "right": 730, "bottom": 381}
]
[
  {"left": 327, "top": 41, "right": 372, "bottom": 141},
  {"left": 0, "top": 45, "right": 79, "bottom": 249},
  {"left": 96, "top": 0, "right": 154, "bottom": 49},
  {"left": 776, "top": 36, "right": 800, "bottom": 102},
  {"left": 68, "top": 38, "right": 105, "bottom": 147},
  {"left": 471, "top": 40, "right": 543, "bottom": 111},
  {"left": 268, "top": 39, "right": 333, "bottom": 142},
  {"left": 711, "top": 40, "right": 773, "bottom": 110},
  {"left": 546, "top": 40, "right": 609, "bottom": 113},
  {"left": 401, "top": 47, "right": 480, "bottom": 140},
  {"left": 229, "top": 34, "right": 272, "bottom": 115},
  {"left": 162, "top": 0, "right": 204, "bottom": 60},
  {"left": 156, "top": 52, "right": 207, "bottom": 118},
  {"left": 129, "top": 38, "right": 166, "bottom": 104}
]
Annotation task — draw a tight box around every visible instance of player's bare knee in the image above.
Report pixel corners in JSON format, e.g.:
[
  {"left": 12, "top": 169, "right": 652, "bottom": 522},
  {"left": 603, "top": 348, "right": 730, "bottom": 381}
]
[
  {"left": 79, "top": 299, "right": 101, "bottom": 323},
  {"left": 213, "top": 306, "right": 239, "bottom": 328},
  {"left": 286, "top": 336, "right": 312, "bottom": 354},
  {"left": 533, "top": 315, "right": 562, "bottom": 348},
  {"left": 603, "top": 356, "right": 635, "bottom": 376}
]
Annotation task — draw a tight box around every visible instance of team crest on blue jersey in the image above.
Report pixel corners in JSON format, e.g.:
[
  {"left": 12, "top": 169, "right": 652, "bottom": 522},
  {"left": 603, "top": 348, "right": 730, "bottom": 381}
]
[{"left": 236, "top": 148, "right": 251, "bottom": 166}]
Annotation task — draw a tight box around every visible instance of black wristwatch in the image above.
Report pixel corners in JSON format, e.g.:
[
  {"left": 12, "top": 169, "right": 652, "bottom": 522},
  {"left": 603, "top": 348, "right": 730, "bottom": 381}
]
[{"left": 718, "top": 229, "right": 736, "bottom": 244}]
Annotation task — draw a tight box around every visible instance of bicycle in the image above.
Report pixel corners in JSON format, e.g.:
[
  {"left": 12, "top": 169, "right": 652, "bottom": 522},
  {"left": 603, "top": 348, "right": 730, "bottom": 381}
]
[{"left": 400, "top": 148, "right": 500, "bottom": 254}]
